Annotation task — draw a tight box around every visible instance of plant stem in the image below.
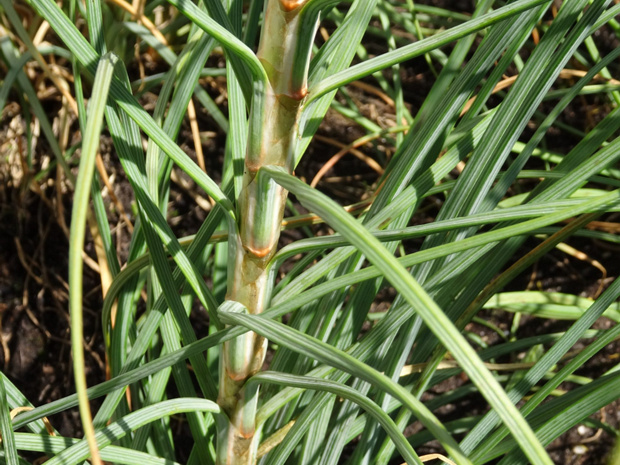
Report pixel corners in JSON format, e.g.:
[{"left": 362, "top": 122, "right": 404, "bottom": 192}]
[{"left": 217, "top": 1, "right": 316, "bottom": 463}]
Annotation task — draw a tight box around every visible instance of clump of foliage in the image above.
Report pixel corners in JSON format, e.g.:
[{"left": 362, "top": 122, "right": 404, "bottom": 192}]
[{"left": 1, "top": 1, "right": 620, "bottom": 465}]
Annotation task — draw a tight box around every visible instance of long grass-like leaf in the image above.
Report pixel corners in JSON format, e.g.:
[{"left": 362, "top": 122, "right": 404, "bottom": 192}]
[
  {"left": 27, "top": 0, "right": 234, "bottom": 216},
  {"left": 13, "top": 434, "right": 181, "bottom": 465},
  {"left": 44, "top": 399, "right": 221, "bottom": 465},
  {"left": 307, "top": 0, "right": 549, "bottom": 103},
  {"left": 68, "top": 51, "right": 117, "bottom": 465},
  {"left": 219, "top": 310, "right": 471, "bottom": 464},
  {"left": 246, "top": 372, "right": 422, "bottom": 465},
  {"left": 263, "top": 166, "right": 559, "bottom": 465},
  {"left": 0, "top": 376, "right": 19, "bottom": 465},
  {"left": 465, "top": 276, "right": 620, "bottom": 460}
]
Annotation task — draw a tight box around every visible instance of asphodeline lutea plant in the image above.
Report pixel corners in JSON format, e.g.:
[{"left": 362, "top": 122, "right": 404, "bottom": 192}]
[{"left": 1, "top": 1, "right": 620, "bottom": 465}]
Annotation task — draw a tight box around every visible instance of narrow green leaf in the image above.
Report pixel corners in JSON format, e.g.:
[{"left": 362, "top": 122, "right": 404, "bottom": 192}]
[
  {"left": 219, "top": 311, "right": 471, "bottom": 464},
  {"left": 307, "top": 0, "right": 549, "bottom": 103},
  {"left": 263, "top": 166, "right": 554, "bottom": 465},
  {"left": 68, "top": 51, "right": 118, "bottom": 465},
  {"left": 0, "top": 376, "right": 20, "bottom": 465},
  {"left": 13, "top": 433, "right": 177, "bottom": 465},
  {"left": 247, "top": 372, "right": 423, "bottom": 465},
  {"left": 44, "top": 399, "right": 221, "bottom": 465}
]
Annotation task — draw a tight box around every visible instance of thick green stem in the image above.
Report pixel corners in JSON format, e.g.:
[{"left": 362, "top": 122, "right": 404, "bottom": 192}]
[{"left": 216, "top": 1, "right": 317, "bottom": 463}]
